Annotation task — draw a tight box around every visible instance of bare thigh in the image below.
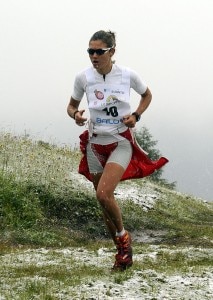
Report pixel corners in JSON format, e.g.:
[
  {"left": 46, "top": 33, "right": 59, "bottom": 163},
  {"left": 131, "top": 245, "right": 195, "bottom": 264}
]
[
  {"left": 88, "top": 139, "right": 132, "bottom": 194},
  {"left": 95, "top": 162, "right": 125, "bottom": 197}
]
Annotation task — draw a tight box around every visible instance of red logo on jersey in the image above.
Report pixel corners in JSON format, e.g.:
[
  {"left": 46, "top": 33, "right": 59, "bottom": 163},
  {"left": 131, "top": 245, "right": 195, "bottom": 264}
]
[{"left": 94, "top": 89, "right": 104, "bottom": 100}]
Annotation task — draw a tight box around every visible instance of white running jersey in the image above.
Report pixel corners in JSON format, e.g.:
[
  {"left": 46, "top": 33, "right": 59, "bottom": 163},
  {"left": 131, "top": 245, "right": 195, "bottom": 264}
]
[
  {"left": 71, "top": 64, "right": 147, "bottom": 144},
  {"left": 85, "top": 67, "right": 131, "bottom": 136}
]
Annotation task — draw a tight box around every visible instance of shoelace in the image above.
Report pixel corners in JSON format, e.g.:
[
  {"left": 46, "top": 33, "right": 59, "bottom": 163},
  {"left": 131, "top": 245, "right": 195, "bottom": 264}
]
[{"left": 115, "top": 235, "right": 131, "bottom": 255}]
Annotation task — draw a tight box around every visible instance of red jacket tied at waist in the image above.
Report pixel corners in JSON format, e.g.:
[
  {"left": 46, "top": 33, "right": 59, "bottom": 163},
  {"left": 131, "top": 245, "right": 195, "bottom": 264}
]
[{"left": 78, "top": 129, "right": 169, "bottom": 182}]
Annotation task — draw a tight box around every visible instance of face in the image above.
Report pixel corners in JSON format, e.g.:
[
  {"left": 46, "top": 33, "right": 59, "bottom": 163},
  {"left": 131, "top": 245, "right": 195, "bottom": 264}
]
[{"left": 88, "top": 40, "right": 114, "bottom": 74}]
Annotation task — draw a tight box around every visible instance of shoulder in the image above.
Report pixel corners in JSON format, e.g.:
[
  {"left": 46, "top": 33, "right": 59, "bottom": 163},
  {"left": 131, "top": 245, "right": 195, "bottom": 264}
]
[
  {"left": 116, "top": 65, "right": 147, "bottom": 92},
  {"left": 113, "top": 64, "right": 130, "bottom": 72},
  {"left": 75, "top": 66, "right": 92, "bottom": 79},
  {"left": 115, "top": 64, "right": 139, "bottom": 78},
  {"left": 74, "top": 66, "right": 93, "bottom": 86}
]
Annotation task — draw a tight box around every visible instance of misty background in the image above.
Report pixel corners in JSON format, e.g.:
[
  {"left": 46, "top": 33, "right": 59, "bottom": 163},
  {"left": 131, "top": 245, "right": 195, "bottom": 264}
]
[{"left": 0, "top": 0, "right": 212, "bottom": 201}]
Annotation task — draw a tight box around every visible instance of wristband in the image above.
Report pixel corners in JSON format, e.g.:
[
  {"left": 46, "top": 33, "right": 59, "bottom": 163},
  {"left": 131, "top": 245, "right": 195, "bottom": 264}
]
[{"left": 132, "top": 112, "right": 141, "bottom": 122}]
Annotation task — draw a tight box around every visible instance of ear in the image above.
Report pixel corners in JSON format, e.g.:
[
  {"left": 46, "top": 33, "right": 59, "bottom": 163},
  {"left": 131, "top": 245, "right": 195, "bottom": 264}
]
[{"left": 110, "top": 48, "right": 115, "bottom": 56}]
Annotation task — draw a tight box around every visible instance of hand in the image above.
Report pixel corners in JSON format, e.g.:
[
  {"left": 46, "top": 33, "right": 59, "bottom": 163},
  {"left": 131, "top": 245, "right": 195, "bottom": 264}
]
[
  {"left": 123, "top": 115, "right": 136, "bottom": 128},
  {"left": 75, "top": 110, "right": 87, "bottom": 126}
]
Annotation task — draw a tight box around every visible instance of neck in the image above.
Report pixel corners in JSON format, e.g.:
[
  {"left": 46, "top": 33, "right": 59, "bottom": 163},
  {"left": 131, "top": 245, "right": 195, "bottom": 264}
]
[{"left": 97, "top": 63, "right": 113, "bottom": 76}]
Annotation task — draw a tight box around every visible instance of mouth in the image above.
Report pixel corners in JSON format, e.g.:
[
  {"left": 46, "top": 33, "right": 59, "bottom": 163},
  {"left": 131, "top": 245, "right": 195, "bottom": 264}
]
[{"left": 92, "top": 60, "right": 99, "bottom": 68}]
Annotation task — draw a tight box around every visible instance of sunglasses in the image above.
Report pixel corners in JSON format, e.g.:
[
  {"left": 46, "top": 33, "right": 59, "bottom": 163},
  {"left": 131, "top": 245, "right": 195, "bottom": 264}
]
[{"left": 87, "top": 48, "right": 111, "bottom": 56}]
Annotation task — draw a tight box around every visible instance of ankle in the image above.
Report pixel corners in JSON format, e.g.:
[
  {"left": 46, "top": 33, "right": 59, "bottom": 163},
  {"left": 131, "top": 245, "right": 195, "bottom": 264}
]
[{"left": 116, "top": 228, "right": 125, "bottom": 237}]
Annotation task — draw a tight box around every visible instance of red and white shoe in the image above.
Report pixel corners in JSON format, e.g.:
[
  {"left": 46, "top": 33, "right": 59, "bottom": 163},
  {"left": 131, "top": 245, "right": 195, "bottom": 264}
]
[{"left": 112, "top": 231, "right": 133, "bottom": 271}]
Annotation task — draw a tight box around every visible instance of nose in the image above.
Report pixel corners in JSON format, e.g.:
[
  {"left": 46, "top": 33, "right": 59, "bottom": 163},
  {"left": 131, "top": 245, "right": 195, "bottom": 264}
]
[{"left": 91, "top": 52, "right": 98, "bottom": 57}]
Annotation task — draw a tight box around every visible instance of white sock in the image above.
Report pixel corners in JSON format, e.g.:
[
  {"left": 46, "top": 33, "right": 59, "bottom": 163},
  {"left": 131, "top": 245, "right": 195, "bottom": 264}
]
[{"left": 116, "top": 228, "right": 125, "bottom": 237}]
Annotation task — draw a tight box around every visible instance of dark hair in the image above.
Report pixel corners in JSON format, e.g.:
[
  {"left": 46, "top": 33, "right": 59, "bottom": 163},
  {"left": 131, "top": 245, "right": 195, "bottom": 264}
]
[{"left": 89, "top": 30, "right": 116, "bottom": 48}]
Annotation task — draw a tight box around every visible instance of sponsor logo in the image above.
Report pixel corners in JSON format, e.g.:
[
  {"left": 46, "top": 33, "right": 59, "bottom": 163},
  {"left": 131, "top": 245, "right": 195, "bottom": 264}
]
[
  {"left": 96, "top": 118, "right": 123, "bottom": 124},
  {"left": 106, "top": 95, "right": 119, "bottom": 104},
  {"left": 111, "top": 89, "right": 125, "bottom": 94},
  {"left": 94, "top": 89, "right": 104, "bottom": 100}
]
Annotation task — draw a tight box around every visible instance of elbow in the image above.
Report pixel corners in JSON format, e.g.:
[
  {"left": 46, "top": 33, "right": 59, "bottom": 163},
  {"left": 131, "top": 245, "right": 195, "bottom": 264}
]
[
  {"left": 67, "top": 104, "right": 71, "bottom": 116},
  {"left": 142, "top": 87, "right": 152, "bottom": 103},
  {"left": 149, "top": 89, "right": 152, "bottom": 102},
  {"left": 146, "top": 87, "right": 152, "bottom": 101}
]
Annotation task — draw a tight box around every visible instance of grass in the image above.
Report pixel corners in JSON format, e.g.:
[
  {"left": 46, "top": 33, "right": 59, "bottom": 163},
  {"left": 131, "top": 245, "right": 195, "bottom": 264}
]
[
  {"left": 0, "top": 243, "right": 212, "bottom": 299},
  {"left": 0, "top": 131, "right": 213, "bottom": 299},
  {"left": 0, "top": 131, "right": 212, "bottom": 247}
]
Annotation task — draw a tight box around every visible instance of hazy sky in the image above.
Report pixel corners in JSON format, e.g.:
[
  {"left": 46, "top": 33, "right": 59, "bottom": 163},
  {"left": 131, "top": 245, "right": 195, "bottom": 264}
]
[{"left": 1, "top": 0, "right": 213, "bottom": 201}]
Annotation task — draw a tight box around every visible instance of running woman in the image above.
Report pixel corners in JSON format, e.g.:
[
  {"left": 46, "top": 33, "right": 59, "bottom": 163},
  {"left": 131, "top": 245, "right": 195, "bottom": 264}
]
[{"left": 67, "top": 30, "right": 168, "bottom": 271}]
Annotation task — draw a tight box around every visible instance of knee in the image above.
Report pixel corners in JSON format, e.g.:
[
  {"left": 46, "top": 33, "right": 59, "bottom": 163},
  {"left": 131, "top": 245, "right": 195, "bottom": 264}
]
[{"left": 96, "top": 189, "right": 109, "bottom": 207}]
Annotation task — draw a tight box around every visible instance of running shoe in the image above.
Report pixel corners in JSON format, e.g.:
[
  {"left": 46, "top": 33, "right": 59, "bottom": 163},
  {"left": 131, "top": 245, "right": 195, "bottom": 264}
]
[{"left": 112, "top": 231, "right": 133, "bottom": 271}]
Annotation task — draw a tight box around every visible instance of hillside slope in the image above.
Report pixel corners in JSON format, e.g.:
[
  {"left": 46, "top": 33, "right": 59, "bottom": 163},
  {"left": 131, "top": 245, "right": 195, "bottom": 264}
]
[{"left": 0, "top": 132, "right": 213, "bottom": 299}]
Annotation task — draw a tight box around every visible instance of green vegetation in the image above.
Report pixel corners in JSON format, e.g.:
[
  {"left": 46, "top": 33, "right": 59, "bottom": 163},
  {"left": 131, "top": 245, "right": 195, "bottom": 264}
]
[
  {"left": 0, "top": 131, "right": 213, "bottom": 299},
  {"left": 135, "top": 126, "right": 176, "bottom": 188},
  {"left": 0, "top": 131, "right": 212, "bottom": 247}
]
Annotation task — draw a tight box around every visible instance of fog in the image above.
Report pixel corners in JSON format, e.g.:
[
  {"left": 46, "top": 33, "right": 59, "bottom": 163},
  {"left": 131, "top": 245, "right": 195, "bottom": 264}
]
[{"left": 0, "top": 0, "right": 212, "bottom": 201}]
